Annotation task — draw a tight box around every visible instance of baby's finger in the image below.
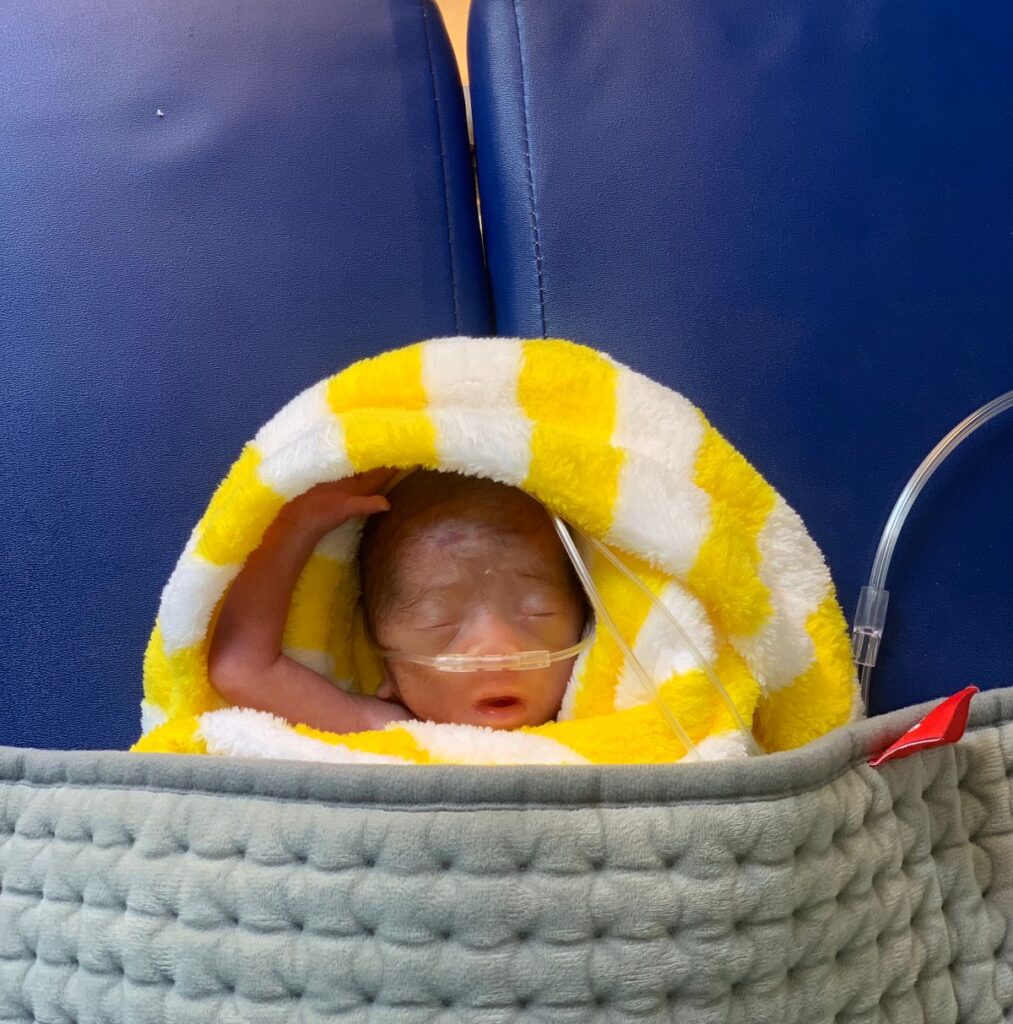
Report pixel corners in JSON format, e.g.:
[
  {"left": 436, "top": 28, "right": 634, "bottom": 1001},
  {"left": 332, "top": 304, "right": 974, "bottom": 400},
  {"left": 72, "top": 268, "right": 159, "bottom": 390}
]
[
  {"left": 342, "top": 494, "right": 391, "bottom": 518},
  {"left": 342, "top": 468, "right": 398, "bottom": 495}
]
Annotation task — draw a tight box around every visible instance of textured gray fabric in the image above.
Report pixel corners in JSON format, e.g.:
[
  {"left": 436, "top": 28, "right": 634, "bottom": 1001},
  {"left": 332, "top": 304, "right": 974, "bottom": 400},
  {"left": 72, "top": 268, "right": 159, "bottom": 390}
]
[{"left": 2, "top": 689, "right": 1013, "bottom": 1023}]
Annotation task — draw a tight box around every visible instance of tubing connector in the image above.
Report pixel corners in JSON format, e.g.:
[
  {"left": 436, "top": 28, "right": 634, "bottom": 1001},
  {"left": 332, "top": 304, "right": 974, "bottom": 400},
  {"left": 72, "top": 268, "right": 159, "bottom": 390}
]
[{"left": 852, "top": 586, "right": 890, "bottom": 669}]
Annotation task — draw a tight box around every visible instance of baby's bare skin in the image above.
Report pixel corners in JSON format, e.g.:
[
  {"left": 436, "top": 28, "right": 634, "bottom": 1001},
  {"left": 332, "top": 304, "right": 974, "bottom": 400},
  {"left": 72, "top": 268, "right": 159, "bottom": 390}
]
[
  {"left": 209, "top": 470, "right": 585, "bottom": 733},
  {"left": 209, "top": 469, "right": 414, "bottom": 733}
]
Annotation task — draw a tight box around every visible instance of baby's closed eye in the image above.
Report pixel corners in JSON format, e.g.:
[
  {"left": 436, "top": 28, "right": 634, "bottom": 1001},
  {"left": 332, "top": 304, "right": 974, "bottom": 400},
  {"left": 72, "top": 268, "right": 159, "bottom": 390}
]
[
  {"left": 416, "top": 621, "right": 461, "bottom": 632},
  {"left": 518, "top": 594, "right": 567, "bottom": 617}
]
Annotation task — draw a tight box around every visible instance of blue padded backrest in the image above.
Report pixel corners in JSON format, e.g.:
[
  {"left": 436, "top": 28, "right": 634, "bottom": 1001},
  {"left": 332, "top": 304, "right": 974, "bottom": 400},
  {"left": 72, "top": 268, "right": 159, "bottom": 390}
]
[
  {"left": 470, "top": 0, "right": 1013, "bottom": 715},
  {"left": 2, "top": 0, "right": 489, "bottom": 749}
]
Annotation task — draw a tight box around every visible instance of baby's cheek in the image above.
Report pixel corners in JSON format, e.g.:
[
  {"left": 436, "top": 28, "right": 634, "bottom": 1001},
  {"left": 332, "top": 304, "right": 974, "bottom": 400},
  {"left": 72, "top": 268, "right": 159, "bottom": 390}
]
[
  {"left": 389, "top": 665, "right": 446, "bottom": 721},
  {"left": 547, "top": 662, "right": 575, "bottom": 704}
]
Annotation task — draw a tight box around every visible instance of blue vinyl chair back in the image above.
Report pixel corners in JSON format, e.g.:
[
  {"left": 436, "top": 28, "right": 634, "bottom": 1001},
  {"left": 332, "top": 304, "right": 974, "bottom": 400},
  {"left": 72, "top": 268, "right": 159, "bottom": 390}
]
[
  {"left": 469, "top": 0, "right": 1013, "bottom": 714},
  {"left": 1, "top": 0, "right": 489, "bottom": 749}
]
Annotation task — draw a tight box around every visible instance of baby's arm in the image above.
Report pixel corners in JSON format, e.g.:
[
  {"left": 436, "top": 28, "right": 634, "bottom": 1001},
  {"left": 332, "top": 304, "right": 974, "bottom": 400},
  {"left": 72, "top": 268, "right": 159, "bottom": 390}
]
[{"left": 208, "top": 469, "right": 413, "bottom": 733}]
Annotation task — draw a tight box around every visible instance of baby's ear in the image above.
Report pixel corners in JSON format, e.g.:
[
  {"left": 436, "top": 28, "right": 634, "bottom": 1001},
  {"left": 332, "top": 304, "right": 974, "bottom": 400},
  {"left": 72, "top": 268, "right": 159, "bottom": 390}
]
[{"left": 377, "top": 678, "right": 398, "bottom": 701}]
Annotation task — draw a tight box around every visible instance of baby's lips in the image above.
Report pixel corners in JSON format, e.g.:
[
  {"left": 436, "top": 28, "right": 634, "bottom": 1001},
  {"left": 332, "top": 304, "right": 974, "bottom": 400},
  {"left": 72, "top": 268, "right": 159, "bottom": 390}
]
[
  {"left": 473, "top": 691, "right": 526, "bottom": 712},
  {"left": 472, "top": 685, "right": 525, "bottom": 703}
]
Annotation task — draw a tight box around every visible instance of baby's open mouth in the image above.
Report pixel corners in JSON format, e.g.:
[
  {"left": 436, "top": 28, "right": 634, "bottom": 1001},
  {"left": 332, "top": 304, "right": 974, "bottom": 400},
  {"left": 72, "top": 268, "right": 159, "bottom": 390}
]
[{"left": 474, "top": 695, "right": 525, "bottom": 714}]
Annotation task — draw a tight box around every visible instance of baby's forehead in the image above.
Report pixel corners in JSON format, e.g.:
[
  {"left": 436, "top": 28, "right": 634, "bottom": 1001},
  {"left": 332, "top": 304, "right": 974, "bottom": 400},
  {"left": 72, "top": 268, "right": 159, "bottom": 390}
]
[
  {"left": 381, "top": 508, "right": 572, "bottom": 598},
  {"left": 398, "top": 512, "right": 556, "bottom": 565}
]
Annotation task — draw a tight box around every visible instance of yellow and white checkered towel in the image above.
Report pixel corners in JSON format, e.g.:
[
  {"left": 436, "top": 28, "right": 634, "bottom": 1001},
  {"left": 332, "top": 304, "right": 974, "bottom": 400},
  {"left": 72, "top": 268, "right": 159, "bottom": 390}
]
[{"left": 134, "top": 338, "right": 860, "bottom": 764}]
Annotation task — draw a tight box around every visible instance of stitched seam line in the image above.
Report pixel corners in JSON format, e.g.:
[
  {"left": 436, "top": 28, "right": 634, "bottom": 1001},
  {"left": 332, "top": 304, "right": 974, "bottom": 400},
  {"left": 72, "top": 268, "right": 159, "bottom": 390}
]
[
  {"left": 511, "top": 0, "right": 547, "bottom": 336},
  {"left": 420, "top": 0, "right": 461, "bottom": 332}
]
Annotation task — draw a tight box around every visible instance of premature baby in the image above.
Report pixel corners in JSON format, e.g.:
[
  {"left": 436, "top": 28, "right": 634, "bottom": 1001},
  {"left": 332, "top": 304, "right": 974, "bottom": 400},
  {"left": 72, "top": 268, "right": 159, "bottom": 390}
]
[{"left": 209, "top": 469, "right": 588, "bottom": 733}]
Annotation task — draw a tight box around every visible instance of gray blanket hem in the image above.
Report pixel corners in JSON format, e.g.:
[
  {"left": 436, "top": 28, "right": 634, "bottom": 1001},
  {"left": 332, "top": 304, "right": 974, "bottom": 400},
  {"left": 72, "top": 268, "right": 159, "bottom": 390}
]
[{"left": 2, "top": 685, "right": 1008, "bottom": 808}]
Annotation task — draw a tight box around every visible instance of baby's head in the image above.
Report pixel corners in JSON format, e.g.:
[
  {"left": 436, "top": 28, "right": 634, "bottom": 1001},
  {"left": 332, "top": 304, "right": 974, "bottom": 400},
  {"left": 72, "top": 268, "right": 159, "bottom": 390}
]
[{"left": 359, "top": 471, "right": 587, "bottom": 729}]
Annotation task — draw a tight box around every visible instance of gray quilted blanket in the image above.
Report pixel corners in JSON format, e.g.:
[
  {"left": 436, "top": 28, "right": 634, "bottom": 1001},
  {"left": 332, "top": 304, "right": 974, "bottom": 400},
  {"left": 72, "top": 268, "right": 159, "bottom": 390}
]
[{"left": 2, "top": 688, "right": 1012, "bottom": 1023}]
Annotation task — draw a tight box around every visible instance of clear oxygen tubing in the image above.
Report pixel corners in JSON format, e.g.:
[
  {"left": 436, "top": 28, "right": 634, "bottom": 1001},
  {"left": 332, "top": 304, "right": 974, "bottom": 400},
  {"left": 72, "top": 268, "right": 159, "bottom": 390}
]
[
  {"left": 552, "top": 517, "right": 703, "bottom": 761},
  {"left": 377, "top": 634, "right": 594, "bottom": 673},
  {"left": 853, "top": 389, "right": 1013, "bottom": 707},
  {"left": 572, "top": 526, "right": 762, "bottom": 756}
]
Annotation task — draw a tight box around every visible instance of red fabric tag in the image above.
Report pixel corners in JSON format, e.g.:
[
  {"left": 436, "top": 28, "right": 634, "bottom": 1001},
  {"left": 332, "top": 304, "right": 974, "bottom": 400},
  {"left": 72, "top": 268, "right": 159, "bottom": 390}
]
[{"left": 868, "top": 686, "right": 979, "bottom": 767}]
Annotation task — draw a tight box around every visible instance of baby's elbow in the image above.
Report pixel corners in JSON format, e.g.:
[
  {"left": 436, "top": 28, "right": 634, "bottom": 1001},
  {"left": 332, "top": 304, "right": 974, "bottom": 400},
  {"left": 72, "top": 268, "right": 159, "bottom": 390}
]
[{"left": 208, "top": 649, "right": 257, "bottom": 706}]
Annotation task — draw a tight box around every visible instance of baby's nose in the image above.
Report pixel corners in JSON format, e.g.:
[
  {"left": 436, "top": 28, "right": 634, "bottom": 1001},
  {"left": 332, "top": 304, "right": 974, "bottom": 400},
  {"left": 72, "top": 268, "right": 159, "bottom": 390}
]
[{"left": 457, "top": 612, "right": 527, "bottom": 656}]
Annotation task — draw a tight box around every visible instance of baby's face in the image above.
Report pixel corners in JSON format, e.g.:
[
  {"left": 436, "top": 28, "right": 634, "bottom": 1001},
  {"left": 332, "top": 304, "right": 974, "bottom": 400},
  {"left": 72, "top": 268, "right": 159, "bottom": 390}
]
[{"left": 372, "top": 513, "right": 586, "bottom": 730}]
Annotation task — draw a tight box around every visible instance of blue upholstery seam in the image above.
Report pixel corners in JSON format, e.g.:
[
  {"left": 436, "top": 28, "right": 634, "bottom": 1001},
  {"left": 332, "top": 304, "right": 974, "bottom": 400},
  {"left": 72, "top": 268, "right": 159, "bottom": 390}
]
[
  {"left": 510, "top": 0, "right": 548, "bottom": 336},
  {"left": 420, "top": 0, "right": 462, "bottom": 332}
]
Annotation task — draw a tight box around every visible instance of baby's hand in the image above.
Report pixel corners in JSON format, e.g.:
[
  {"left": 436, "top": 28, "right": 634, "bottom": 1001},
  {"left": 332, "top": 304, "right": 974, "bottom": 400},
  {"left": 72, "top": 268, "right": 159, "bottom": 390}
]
[{"left": 277, "top": 468, "right": 397, "bottom": 533}]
